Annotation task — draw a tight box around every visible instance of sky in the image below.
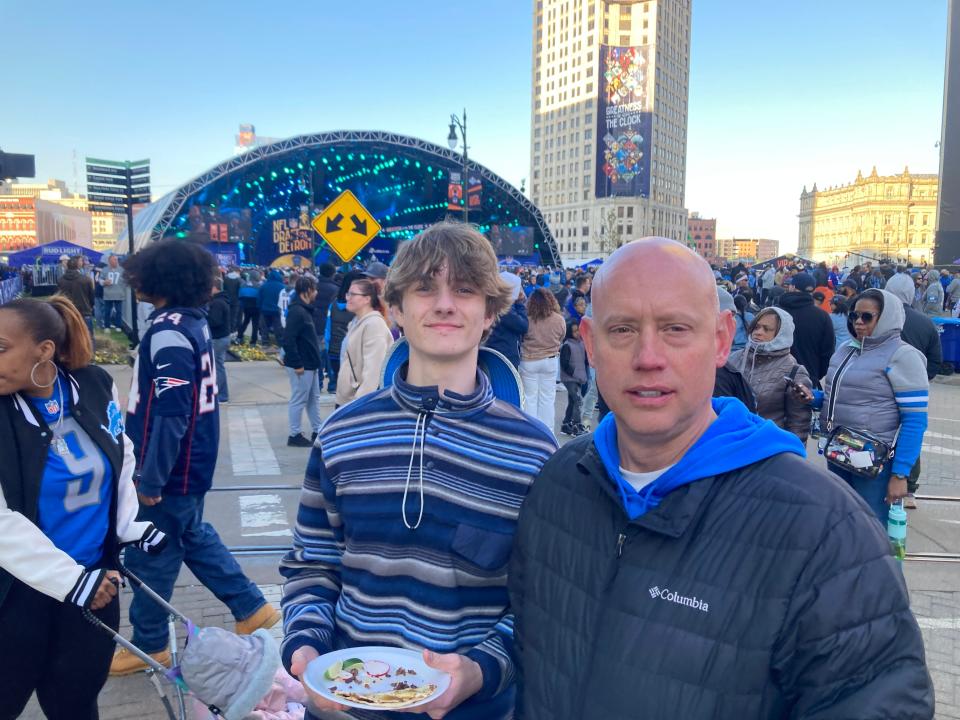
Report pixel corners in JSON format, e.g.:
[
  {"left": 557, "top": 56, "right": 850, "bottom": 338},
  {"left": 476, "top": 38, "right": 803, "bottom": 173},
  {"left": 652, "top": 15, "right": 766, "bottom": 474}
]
[{"left": 0, "top": 0, "right": 949, "bottom": 253}]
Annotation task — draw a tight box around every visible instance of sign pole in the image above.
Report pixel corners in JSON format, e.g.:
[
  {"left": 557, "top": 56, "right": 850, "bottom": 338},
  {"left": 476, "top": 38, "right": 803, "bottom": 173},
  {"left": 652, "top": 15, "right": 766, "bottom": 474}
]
[{"left": 125, "top": 171, "right": 138, "bottom": 341}]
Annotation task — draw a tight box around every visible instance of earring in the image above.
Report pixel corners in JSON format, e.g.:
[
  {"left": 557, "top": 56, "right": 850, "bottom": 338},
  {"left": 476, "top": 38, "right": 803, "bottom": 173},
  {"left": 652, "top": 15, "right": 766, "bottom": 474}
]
[{"left": 30, "top": 359, "right": 57, "bottom": 389}]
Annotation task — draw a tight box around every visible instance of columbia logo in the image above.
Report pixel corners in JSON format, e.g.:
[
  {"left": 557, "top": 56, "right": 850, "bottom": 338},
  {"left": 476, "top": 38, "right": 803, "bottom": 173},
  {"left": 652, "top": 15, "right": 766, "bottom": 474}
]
[{"left": 648, "top": 586, "right": 710, "bottom": 613}]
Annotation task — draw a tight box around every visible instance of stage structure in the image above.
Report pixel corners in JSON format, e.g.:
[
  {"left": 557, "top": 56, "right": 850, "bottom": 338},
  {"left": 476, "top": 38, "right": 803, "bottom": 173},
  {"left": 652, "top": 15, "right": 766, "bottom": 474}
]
[{"left": 123, "top": 131, "right": 560, "bottom": 267}]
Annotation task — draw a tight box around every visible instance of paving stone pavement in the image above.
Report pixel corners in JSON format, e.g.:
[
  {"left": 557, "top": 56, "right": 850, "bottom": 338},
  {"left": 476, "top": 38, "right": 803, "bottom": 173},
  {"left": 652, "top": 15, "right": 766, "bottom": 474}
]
[{"left": 17, "top": 364, "right": 960, "bottom": 718}]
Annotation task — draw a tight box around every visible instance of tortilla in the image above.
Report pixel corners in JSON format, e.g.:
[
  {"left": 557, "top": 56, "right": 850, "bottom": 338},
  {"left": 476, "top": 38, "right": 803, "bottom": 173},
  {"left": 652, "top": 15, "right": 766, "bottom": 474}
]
[{"left": 331, "top": 683, "right": 437, "bottom": 708}]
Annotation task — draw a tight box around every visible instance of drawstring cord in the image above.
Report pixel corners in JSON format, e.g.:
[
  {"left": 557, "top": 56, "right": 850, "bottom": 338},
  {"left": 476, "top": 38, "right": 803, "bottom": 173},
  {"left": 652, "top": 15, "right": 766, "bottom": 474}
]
[{"left": 402, "top": 411, "right": 428, "bottom": 530}]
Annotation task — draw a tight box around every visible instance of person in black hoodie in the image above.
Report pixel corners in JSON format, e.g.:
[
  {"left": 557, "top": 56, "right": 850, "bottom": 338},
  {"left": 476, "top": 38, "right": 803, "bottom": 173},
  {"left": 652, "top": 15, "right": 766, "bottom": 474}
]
[
  {"left": 222, "top": 266, "right": 242, "bottom": 339},
  {"left": 208, "top": 279, "right": 233, "bottom": 403},
  {"left": 311, "top": 263, "right": 339, "bottom": 389},
  {"left": 282, "top": 277, "right": 322, "bottom": 447},
  {"left": 777, "top": 272, "right": 834, "bottom": 388},
  {"left": 484, "top": 271, "right": 529, "bottom": 370},
  {"left": 326, "top": 271, "right": 361, "bottom": 394}
]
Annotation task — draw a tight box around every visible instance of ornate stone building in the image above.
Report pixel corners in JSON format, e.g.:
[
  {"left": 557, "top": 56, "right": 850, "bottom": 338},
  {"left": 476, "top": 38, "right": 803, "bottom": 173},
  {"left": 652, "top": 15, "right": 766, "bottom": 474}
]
[{"left": 798, "top": 167, "right": 938, "bottom": 266}]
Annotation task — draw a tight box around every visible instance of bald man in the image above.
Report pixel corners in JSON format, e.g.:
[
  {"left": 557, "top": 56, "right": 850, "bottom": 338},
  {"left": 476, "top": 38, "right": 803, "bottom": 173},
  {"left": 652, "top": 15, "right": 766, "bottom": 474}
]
[{"left": 508, "top": 238, "right": 932, "bottom": 719}]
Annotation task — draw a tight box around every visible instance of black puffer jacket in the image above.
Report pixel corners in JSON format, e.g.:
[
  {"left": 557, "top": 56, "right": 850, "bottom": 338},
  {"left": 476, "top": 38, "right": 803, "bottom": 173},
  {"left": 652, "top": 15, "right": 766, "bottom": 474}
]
[{"left": 509, "top": 436, "right": 933, "bottom": 719}]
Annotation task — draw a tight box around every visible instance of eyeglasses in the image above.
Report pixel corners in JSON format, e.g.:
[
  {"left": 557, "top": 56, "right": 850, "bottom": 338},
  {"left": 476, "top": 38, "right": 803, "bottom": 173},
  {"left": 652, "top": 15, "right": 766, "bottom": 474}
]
[{"left": 848, "top": 311, "right": 876, "bottom": 323}]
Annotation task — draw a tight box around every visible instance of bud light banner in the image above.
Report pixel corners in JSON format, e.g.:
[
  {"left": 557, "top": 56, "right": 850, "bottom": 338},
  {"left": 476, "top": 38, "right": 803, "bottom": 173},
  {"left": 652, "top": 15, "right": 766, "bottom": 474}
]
[{"left": 595, "top": 44, "right": 652, "bottom": 199}]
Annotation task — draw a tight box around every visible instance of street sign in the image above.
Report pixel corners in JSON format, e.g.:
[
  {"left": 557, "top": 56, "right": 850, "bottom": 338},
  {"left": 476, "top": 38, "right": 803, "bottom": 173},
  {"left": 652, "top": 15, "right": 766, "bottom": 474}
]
[
  {"left": 89, "top": 203, "right": 126, "bottom": 214},
  {"left": 311, "top": 190, "right": 381, "bottom": 262},
  {"left": 86, "top": 164, "right": 128, "bottom": 177},
  {"left": 86, "top": 184, "right": 127, "bottom": 197},
  {"left": 88, "top": 193, "right": 132, "bottom": 205}
]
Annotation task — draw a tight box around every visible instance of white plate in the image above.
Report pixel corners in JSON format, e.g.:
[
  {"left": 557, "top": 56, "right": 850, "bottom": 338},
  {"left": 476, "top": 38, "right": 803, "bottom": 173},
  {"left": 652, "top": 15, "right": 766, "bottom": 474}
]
[{"left": 304, "top": 646, "right": 451, "bottom": 711}]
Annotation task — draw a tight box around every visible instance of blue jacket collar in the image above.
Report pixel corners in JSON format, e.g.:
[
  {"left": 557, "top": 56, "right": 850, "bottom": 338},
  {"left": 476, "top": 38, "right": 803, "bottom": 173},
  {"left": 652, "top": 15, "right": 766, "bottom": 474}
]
[{"left": 593, "top": 397, "right": 806, "bottom": 520}]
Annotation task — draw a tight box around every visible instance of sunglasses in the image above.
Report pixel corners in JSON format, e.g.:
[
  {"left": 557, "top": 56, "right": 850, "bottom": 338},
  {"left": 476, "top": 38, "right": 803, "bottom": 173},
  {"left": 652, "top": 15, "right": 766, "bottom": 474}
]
[{"left": 848, "top": 311, "right": 876, "bottom": 323}]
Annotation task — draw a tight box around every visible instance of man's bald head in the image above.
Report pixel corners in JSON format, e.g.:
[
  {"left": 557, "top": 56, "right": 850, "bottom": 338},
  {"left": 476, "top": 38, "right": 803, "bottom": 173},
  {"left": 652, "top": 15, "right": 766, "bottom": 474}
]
[
  {"left": 591, "top": 237, "right": 719, "bottom": 318},
  {"left": 580, "top": 236, "right": 734, "bottom": 471}
]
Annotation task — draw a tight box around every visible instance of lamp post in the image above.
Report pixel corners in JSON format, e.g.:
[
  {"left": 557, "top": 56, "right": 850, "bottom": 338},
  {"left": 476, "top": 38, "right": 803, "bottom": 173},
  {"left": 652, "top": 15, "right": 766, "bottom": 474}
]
[{"left": 447, "top": 109, "right": 469, "bottom": 223}]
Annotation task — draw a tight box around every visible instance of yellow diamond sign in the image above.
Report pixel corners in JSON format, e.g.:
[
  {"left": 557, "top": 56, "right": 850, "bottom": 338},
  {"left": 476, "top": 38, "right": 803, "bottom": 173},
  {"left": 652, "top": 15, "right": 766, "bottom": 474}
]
[{"left": 311, "top": 190, "right": 381, "bottom": 262}]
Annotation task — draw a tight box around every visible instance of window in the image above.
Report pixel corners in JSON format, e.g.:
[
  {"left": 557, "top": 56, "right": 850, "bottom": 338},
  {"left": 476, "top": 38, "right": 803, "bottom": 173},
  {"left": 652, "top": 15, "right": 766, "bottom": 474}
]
[
  {"left": 626, "top": 225, "right": 633, "bottom": 235},
  {"left": 627, "top": 207, "right": 634, "bottom": 218},
  {"left": 617, "top": 206, "right": 625, "bottom": 218},
  {"left": 584, "top": 129, "right": 592, "bottom": 139},
  {"left": 581, "top": 241, "right": 589, "bottom": 251},
  {"left": 582, "top": 226, "right": 589, "bottom": 236},
  {"left": 923, "top": 214, "right": 929, "bottom": 225}
]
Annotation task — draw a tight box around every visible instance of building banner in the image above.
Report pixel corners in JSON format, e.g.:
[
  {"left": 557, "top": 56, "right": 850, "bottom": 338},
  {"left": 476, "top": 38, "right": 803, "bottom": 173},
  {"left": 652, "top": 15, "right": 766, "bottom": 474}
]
[
  {"left": 447, "top": 172, "right": 464, "bottom": 211},
  {"left": 467, "top": 171, "right": 482, "bottom": 210},
  {"left": 595, "top": 44, "right": 652, "bottom": 199}
]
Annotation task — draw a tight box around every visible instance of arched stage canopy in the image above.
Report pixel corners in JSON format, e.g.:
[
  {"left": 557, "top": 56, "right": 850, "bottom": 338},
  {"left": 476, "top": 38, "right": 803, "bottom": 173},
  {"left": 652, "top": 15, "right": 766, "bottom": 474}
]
[{"left": 124, "top": 130, "right": 560, "bottom": 267}]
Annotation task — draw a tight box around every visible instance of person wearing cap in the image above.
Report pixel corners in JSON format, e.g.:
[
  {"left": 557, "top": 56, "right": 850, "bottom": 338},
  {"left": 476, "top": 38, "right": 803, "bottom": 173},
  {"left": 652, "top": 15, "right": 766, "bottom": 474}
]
[
  {"left": 281, "top": 222, "right": 558, "bottom": 720},
  {"left": 777, "top": 271, "right": 835, "bottom": 388},
  {"left": 484, "top": 270, "right": 529, "bottom": 371}
]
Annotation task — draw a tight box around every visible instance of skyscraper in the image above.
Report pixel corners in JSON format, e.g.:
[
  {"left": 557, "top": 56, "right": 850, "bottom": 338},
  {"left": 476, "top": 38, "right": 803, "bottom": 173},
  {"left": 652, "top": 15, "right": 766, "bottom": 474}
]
[{"left": 530, "top": 0, "right": 691, "bottom": 262}]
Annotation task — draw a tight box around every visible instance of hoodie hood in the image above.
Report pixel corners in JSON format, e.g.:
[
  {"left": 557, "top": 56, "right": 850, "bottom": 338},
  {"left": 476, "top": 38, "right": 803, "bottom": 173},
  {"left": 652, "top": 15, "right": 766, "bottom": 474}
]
[
  {"left": 267, "top": 269, "right": 283, "bottom": 282},
  {"left": 594, "top": 397, "right": 806, "bottom": 521},
  {"left": 747, "top": 307, "right": 794, "bottom": 353},
  {"left": 848, "top": 288, "right": 904, "bottom": 349},
  {"left": 869, "top": 288, "right": 905, "bottom": 337},
  {"left": 926, "top": 269, "right": 940, "bottom": 284},
  {"left": 884, "top": 273, "right": 915, "bottom": 305}
]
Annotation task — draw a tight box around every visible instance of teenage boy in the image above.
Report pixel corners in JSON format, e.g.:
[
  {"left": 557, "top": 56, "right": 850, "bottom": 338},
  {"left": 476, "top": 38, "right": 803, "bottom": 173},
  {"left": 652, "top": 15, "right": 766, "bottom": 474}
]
[
  {"left": 280, "top": 222, "right": 558, "bottom": 720},
  {"left": 110, "top": 240, "right": 279, "bottom": 675}
]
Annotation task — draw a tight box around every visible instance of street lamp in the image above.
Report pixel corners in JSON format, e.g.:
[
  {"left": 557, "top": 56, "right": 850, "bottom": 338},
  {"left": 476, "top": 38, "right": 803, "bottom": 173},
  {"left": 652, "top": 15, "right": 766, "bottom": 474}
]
[{"left": 447, "top": 109, "right": 469, "bottom": 223}]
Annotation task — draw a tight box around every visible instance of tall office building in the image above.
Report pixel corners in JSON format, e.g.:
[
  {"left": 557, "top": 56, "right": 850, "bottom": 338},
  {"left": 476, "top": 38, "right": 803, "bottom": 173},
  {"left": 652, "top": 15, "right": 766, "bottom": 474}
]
[{"left": 530, "top": 0, "right": 691, "bottom": 263}]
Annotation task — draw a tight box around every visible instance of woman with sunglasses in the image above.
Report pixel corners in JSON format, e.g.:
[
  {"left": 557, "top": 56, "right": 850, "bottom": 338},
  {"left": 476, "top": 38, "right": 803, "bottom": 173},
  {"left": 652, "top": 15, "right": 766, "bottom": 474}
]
[
  {"left": 0, "top": 296, "right": 164, "bottom": 719},
  {"left": 793, "top": 289, "right": 929, "bottom": 526},
  {"left": 336, "top": 278, "right": 394, "bottom": 407}
]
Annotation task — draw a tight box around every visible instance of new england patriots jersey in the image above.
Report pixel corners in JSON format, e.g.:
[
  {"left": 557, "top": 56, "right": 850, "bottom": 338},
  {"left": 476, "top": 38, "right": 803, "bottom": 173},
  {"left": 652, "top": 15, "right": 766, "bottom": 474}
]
[{"left": 126, "top": 307, "right": 219, "bottom": 494}]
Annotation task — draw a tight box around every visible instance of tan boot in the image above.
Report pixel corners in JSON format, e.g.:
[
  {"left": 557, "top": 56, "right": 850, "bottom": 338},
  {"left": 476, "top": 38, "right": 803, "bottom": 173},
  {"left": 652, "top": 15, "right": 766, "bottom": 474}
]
[
  {"left": 236, "top": 603, "right": 281, "bottom": 635},
  {"left": 109, "top": 646, "right": 171, "bottom": 676}
]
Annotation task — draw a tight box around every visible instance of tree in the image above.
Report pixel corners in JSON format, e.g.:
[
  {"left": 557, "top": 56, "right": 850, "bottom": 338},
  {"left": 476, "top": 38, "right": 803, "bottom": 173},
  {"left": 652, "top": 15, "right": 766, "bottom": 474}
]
[{"left": 596, "top": 206, "right": 622, "bottom": 257}]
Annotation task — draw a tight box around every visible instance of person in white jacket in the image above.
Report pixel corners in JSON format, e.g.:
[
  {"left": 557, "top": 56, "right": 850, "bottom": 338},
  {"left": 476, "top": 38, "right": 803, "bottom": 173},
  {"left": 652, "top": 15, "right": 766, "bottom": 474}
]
[
  {"left": 0, "top": 295, "right": 165, "bottom": 719},
  {"left": 335, "top": 278, "right": 394, "bottom": 407}
]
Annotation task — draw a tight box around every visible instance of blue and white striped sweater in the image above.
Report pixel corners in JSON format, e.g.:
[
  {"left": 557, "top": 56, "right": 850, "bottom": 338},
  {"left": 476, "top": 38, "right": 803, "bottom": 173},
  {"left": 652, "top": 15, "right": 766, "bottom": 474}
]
[{"left": 280, "top": 369, "right": 557, "bottom": 718}]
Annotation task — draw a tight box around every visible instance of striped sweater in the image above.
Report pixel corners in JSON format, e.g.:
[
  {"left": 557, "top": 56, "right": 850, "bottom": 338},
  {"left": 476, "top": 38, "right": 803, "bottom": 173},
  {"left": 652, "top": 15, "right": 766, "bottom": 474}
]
[{"left": 280, "top": 368, "right": 558, "bottom": 719}]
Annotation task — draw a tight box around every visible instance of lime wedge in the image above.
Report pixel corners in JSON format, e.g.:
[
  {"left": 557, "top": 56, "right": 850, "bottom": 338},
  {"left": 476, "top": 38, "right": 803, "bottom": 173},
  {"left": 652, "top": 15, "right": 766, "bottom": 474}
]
[
  {"left": 324, "top": 660, "right": 343, "bottom": 681},
  {"left": 342, "top": 657, "right": 364, "bottom": 670}
]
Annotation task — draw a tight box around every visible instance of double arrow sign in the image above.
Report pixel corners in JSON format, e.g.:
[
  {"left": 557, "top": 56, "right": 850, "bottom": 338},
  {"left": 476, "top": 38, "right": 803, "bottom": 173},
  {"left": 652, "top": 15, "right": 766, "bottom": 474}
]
[
  {"left": 324, "top": 212, "right": 369, "bottom": 237},
  {"left": 311, "top": 190, "right": 381, "bottom": 263}
]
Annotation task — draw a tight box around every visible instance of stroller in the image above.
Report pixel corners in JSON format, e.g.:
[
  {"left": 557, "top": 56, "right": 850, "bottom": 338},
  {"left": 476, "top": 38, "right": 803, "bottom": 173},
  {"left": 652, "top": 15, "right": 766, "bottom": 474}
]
[{"left": 85, "top": 563, "right": 279, "bottom": 720}]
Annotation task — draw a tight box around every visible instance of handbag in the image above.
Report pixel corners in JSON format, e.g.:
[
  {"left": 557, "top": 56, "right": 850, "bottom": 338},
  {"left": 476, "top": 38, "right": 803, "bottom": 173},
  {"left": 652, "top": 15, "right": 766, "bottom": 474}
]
[{"left": 819, "top": 348, "right": 898, "bottom": 478}]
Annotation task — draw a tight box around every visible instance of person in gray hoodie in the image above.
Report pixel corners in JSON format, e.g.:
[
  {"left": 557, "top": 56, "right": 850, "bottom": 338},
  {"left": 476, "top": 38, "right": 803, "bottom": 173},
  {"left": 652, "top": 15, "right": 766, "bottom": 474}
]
[
  {"left": 730, "top": 307, "right": 812, "bottom": 441},
  {"left": 916, "top": 269, "right": 944, "bottom": 316},
  {"left": 883, "top": 272, "right": 943, "bottom": 507},
  {"left": 99, "top": 255, "right": 127, "bottom": 329}
]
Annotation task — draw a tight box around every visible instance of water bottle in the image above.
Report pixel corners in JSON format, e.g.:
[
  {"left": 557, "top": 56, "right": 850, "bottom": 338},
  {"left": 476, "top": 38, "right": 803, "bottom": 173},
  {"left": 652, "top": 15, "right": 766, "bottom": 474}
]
[{"left": 887, "top": 501, "right": 907, "bottom": 562}]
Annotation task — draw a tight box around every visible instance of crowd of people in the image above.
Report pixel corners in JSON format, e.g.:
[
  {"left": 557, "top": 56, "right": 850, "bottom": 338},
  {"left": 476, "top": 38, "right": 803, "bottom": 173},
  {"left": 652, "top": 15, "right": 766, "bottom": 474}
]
[{"left": 0, "top": 228, "right": 947, "bottom": 719}]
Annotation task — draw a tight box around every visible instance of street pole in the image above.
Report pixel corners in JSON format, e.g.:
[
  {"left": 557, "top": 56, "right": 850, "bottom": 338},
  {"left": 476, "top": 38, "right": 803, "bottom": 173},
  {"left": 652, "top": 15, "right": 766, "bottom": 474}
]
[
  {"left": 123, "top": 169, "right": 139, "bottom": 340},
  {"left": 462, "top": 108, "right": 469, "bottom": 225}
]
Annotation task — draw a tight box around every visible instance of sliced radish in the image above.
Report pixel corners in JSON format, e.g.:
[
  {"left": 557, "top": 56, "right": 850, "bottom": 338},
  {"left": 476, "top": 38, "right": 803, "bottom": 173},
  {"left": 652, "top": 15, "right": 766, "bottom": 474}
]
[{"left": 365, "top": 660, "right": 391, "bottom": 677}]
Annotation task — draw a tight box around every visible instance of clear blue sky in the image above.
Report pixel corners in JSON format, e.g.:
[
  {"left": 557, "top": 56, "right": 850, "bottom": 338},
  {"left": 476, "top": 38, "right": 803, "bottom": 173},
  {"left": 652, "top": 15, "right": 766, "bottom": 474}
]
[{"left": 1, "top": 0, "right": 948, "bottom": 252}]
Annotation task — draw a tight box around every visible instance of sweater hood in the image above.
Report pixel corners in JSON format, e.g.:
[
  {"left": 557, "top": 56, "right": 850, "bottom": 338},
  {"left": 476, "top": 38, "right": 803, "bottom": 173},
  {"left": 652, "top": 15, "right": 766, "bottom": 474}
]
[
  {"left": 594, "top": 397, "right": 805, "bottom": 520},
  {"left": 885, "top": 273, "right": 915, "bottom": 305},
  {"left": 267, "top": 270, "right": 283, "bottom": 282}
]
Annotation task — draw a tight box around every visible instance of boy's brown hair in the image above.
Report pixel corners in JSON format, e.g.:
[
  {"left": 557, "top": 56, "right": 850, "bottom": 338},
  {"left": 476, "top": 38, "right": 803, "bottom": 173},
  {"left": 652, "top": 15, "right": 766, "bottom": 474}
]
[{"left": 383, "top": 221, "right": 513, "bottom": 320}]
